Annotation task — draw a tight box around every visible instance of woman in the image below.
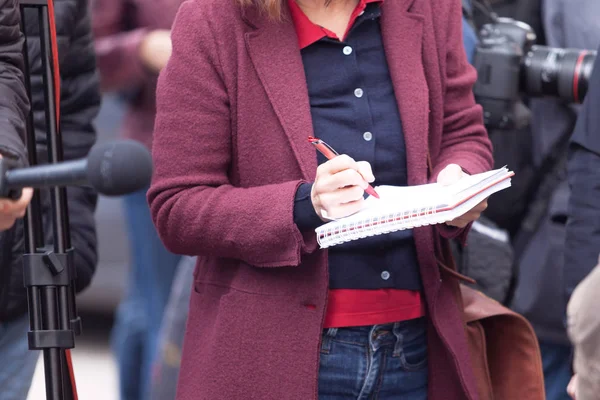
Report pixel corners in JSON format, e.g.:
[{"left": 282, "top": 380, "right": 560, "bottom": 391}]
[
  {"left": 91, "top": 2, "right": 183, "bottom": 399},
  {"left": 148, "top": 0, "right": 493, "bottom": 399}
]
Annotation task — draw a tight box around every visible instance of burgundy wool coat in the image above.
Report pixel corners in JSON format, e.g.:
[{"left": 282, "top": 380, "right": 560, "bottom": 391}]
[{"left": 147, "top": 0, "right": 494, "bottom": 399}]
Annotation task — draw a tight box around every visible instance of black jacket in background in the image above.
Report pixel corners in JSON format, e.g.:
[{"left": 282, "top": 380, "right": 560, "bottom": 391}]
[
  {"left": 565, "top": 47, "right": 600, "bottom": 306},
  {"left": 0, "top": 0, "right": 100, "bottom": 321},
  {"left": 0, "top": 0, "right": 28, "bottom": 163}
]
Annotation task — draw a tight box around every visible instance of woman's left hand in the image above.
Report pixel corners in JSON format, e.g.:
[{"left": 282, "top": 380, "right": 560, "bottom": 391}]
[{"left": 437, "top": 164, "right": 487, "bottom": 228}]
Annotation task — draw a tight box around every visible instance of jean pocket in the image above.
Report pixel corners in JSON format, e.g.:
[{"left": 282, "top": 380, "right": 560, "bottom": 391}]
[{"left": 392, "top": 320, "right": 428, "bottom": 371}]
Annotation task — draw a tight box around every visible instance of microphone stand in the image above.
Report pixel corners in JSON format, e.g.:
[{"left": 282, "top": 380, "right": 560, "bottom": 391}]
[{"left": 17, "top": 1, "right": 80, "bottom": 399}]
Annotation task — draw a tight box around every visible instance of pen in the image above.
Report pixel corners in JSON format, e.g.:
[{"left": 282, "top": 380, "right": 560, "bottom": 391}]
[{"left": 308, "top": 136, "right": 380, "bottom": 199}]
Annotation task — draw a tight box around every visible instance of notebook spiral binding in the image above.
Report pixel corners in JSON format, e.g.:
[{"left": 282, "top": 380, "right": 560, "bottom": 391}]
[{"left": 317, "top": 204, "right": 438, "bottom": 248}]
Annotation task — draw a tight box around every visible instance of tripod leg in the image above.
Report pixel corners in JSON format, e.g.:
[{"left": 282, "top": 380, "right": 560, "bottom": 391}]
[
  {"left": 58, "top": 287, "right": 75, "bottom": 400},
  {"left": 41, "top": 286, "right": 64, "bottom": 399},
  {"left": 61, "top": 350, "right": 74, "bottom": 400},
  {"left": 20, "top": 1, "right": 82, "bottom": 398}
]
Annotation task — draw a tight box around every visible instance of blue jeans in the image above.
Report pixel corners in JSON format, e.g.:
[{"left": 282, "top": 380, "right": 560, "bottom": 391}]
[
  {"left": 111, "top": 189, "right": 181, "bottom": 400},
  {"left": 318, "top": 318, "right": 428, "bottom": 399},
  {"left": 0, "top": 314, "right": 40, "bottom": 400},
  {"left": 540, "top": 341, "right": 573, "bottom": 400}
]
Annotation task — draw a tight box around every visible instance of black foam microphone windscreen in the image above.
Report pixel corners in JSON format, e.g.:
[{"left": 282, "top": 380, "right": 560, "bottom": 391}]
[{"left": 86, "top": 140, "right": 153, "bottom": 196}]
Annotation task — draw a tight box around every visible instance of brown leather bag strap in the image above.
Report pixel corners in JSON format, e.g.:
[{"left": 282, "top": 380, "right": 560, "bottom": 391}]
[{"left": 439, "top": 258, "right": 476, "bottom": 284}]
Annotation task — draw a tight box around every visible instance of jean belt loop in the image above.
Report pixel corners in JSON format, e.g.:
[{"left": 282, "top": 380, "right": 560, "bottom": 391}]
[
  {"left": 321, "top": 328, "right": 337, "bottom": 353},
  {"left": 327, "top": 328, "right": 338, "bottom": 338}
]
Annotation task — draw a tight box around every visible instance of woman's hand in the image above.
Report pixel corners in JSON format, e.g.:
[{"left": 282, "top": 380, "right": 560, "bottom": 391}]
[
  {"left": 437, "top": 163, "right": 487, "bottom": 228},
  {"left": 139, "top": 29, "right": 172, "bottom": 73},
  {"left": 311, "top": 155, "right": 375, "bottom": 220},
  {"left": 567, "top": 374, "right": 577, "bottom": 400}
]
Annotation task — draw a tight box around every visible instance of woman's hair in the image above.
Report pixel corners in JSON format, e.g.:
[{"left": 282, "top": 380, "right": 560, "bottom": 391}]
[
  {"left": 238, "top": 0, "right": 333, "bottom": 20},
  {"left": 237, "top": 0, "right": 284, "bottom": 19}
]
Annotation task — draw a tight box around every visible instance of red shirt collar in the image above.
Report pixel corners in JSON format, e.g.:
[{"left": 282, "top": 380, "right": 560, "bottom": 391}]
[{"left": 288, "top": 0, "right": 383, "bottom": 49}]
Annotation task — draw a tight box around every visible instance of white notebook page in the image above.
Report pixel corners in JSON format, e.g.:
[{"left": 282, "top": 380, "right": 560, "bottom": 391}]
[{"left": 315, "top": 167, "right": 513, "bottom": 248}]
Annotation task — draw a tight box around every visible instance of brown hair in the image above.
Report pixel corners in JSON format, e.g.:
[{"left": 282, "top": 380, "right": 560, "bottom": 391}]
[
  {"left": 238, "top": 0, "right": 333, "bottom": 20},
  {"left": 237, "top": 0, "right": 284, "bottom": 20}
]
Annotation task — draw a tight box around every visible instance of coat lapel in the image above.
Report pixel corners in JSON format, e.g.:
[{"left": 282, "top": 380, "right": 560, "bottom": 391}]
[
  {"left": 380, "top": 0, "right": 429, "bottom": 186},
  {"left": 243, "top": 7, "right": 317, "bottom": 180},
  {"left": 243, "top": 1, "right": 429, "bottom": 183}
]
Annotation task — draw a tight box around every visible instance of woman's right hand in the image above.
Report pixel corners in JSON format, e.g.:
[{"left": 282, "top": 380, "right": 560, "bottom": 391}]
[
  {"left": 311, "top": 155, "right": 375, "bottom": 220},
  {"left": 139, "top": 29, "right": 172, "bottom": 73}
]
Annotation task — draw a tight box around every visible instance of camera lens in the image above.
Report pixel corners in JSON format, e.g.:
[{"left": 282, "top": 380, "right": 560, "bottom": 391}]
[{"left": 521, "top": 46, "right": 596, "bottom": 103}]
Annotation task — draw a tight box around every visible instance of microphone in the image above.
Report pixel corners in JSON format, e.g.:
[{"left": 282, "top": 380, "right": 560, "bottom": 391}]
[{"left": 0, "top": 140, "right": 153, "bottom": 197}]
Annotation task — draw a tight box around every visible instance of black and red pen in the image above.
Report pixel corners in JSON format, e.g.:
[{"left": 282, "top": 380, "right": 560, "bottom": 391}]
[{"left": 308, "top": 136, "right": 380, "bottom": 199}]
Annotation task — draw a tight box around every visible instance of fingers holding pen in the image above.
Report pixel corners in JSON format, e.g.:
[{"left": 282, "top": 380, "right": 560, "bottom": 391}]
[
  {"left": 311, "top": 155, "right": 375, "bottom": 220},
  {"left": 355, "top": 161, "right": 375, "bottom": 183}
]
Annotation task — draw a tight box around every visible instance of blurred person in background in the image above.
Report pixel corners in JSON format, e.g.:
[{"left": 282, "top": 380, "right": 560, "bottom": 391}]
[
  {"left": 91, "top": 1, "right": 183, "bottom": 399},
  {"left": 0, "top": 0, "right": 30, "bottom": 219},
  {"left": 564, "top": 43, "right": 600, "bottom": 400},
  {"left": 468, "top": 0, "right": 600, "bottom": 397},
  {"left": 0, "top": 0, "right": 100, "bottom": 398},
  {"left": 506, "top": 1, "right": 600, "bottom": 399},
  {"left": 567, "top": 263, "right": 600, "bottom": 400},
  {"left": 149, "top": 0, "right": 493, "bottom": 399},
  {"left": 149, "top": 256, "right": 195, "bottom": 400}
]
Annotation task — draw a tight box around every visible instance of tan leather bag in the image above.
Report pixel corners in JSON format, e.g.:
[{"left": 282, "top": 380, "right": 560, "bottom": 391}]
[
  {"left": 426, "top": 153, "right": 545, "bottom": 399},
  {"left": 461, "top": 284, "right": 546, "bottom": 400},
  {"left": 437, "top": 237, "right": 546, "bottom": 400}
]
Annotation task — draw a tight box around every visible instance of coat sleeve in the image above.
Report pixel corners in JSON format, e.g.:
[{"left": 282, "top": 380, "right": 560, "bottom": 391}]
[
  {"left": 91, "top": 0, "right": 151, "bottom": 91},
  {"left": 147, "top": 2, "right": 310, "bottom": 267},
  {"left": 433, "top": 0, "right": 494, "bottom": 241},
  {"left": 0, "top": 0, "right": 29, "bottom": 165},
  {"left": 564, "top": 47, "right": 600, "bottom": 304}
]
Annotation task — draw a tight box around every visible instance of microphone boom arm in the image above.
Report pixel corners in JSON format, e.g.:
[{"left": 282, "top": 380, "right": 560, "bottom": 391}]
[{"left": 4, "top": 158, "right": 88, "bottom": 189}]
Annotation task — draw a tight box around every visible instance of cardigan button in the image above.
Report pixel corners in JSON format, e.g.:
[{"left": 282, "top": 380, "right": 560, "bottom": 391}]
[
  {"left": 381, "top": 271, "right": 390, "bottom": 280},
  {"left": 343, "top": 46, "right": 353, "bottom": 56}
]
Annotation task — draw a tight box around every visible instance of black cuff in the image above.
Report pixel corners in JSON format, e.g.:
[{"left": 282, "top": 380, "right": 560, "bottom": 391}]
[
  {"left": 0, "top": 146, "right": 25, "bottom": 167},
  {"left": 293, "top": 183, "right": 324, "bottom": 231}
]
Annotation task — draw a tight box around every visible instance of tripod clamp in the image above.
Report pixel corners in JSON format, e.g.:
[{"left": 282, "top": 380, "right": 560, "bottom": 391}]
[{"left": 23, "top": 248, "right": 82, "bottom": 352}]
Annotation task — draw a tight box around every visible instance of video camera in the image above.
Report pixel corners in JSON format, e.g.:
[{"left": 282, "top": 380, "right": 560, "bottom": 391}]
[{"left": 473, "top": 17, "right": 596, "bottom": 129}]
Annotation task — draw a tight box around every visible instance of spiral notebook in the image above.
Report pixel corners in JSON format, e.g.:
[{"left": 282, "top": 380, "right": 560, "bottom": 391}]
[{"left": 316, "top": 167, "right": 514, "bottom": 248}]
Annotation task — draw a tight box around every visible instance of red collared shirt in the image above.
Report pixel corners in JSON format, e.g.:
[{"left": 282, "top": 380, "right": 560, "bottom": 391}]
[{"left": 288, "top": 0, "right": 378, "bottom": 47}]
